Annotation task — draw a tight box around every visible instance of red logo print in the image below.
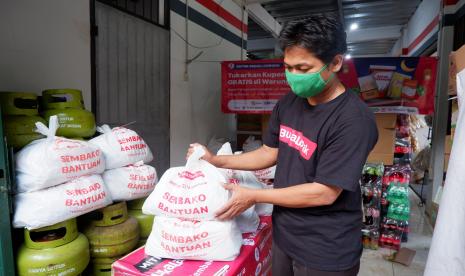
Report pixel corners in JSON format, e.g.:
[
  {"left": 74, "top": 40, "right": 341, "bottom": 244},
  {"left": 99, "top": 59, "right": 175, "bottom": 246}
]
[
  {"left": 279, "top": 125, "right": 317, "bottom": 160},
  {"left": 178, "top": 171, "right": 205, "bottom": 180}
]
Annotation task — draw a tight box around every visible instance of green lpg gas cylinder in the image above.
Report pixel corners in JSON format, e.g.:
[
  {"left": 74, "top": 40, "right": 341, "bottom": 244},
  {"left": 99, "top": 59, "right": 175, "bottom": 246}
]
[
  {"left": 83, "top": 202, "right": 140, "bottom": 258},
  {"left": 0, "top": 92, "right": 39, "bottom": 115},
  {"left": 17, "top": 219, "right": 90, "bottom": 276},
  {"left": 41, "top": 89, "right": 84, "bottom": 110},
  {"left": 127, "top": 209, "right": 154, "bottom": 239},
  {"left": 3, "top": 115, "right": 46, "bottom": 149},
  {"left": 42, "top": 108, "right": 96, "bottom": 138},
  {"left": 91, "top": 256, "right": 121, "bottom": 276}
]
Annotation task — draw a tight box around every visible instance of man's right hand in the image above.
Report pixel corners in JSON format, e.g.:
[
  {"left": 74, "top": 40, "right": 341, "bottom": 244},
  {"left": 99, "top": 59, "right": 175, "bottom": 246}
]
[{"left": 187, "top": 143, "right": 216, "bottom": 165}]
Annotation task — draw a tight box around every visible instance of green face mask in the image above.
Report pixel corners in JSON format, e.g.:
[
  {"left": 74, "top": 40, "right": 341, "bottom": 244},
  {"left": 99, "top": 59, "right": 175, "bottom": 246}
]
[{"left": 285, "top": 64, "right": 334, "bottom": 98}]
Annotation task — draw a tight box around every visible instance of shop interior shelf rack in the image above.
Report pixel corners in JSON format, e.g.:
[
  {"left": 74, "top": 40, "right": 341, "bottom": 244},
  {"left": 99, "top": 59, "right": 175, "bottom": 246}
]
[{"left": 0, "top": 107, "right": 16, "bottom": 276}]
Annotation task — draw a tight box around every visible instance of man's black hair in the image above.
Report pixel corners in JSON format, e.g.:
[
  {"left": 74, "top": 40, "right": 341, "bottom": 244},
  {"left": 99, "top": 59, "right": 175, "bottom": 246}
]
[{"left": 279, "top": 13, "right": 347, "bottom": 64}]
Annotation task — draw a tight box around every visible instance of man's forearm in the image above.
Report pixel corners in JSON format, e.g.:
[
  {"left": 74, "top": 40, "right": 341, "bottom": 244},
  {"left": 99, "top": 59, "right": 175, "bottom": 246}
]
[
  {"left": 210, "top": 146, "right": 277, "bottom": 171},
  {"left": 252, "top": 183, "right": 342, "bottom": 208}
]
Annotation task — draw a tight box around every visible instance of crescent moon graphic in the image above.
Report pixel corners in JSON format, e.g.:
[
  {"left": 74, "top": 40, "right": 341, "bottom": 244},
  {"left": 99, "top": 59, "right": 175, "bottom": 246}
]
[{"left": 401, "top": 60, "right": 415, "bottom": 72}]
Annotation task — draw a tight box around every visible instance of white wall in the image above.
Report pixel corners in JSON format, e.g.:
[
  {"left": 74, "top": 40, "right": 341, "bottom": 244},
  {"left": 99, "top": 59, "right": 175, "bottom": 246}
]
[
  {"left": 0, "top": 0, "right": 92, "bottom": 109},
  {"left": 170, "top": 0, "right": 247, "bottom": 165},
  {"left": 390, "top": 0, "right": 441, "bottom": 56}
]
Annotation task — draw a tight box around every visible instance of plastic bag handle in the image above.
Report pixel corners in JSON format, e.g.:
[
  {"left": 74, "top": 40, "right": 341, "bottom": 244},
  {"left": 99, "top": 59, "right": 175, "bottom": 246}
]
[
  {"left": 133, "top": 161, "right": 145, "bottom": 167},
  {"left": 96, "top": 124, "right": 112, "bottom": 134},
  {"left": 35, "top": 115, "right": 58, "bottom": 139},
  {"left": 186, "top": 146, "right": 206, "bottom": 169}
]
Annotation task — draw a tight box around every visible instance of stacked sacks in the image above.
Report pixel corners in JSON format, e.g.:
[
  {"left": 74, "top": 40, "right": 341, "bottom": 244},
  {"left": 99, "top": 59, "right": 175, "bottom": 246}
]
[
  {"left": 82, "top": 202, "right": 140, "bottom": 276},
  {"left": 86, "top": 125, "right": 155, "bottom": 273},
  {"left": 90, "top": 124, "right": 156, "bottom": 200},
  {"left": 0, "top": 92, "right": 46, "bottom": 149},
  {"left": 41, "top": 89, "right": 96, "bottom": 138},
  {"left": 143, "top": 146, "right": 242, "bottom": 261},
  {"left": 13, "top": 116, "right": 111, "bottom": 230},
  {"left": 89, "top": 125, "right": 153, "bottom": 169}
]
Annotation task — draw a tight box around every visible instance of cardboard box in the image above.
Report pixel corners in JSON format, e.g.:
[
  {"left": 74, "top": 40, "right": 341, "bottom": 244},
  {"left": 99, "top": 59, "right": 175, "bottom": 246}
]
[
  {"left": 367, "top": 153, "right": 394, "bottom": 165},
  {"left": 445, "top": 135, "right": 453, "bottom": 154},
  {"left": 367, "top": 113, "right": 397, "bottom": 164},
  {"left": 454, "top": 44, "right": 465, "bottom": 73},
  {"left": 112, "top": 217, "right": 272, "bottom": 276},
  {"left": 370, "top": 128, "right": 396, "bottom": 154},
  {"left": 375, "top": 113, "right": 397, "bottom": 130},
  {"left": 444, "top": 153, "right": 450, "bottom": 171}
]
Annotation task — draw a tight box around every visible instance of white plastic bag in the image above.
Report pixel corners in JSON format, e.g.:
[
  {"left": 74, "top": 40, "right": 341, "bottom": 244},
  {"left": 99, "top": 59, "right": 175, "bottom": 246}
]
[
  {"left": 13, "top": 174, "right": 112, "bottom": 230},
  {"left": 216, "top": 142, "right": 234, "bottom": 179},
  {"left": 103, "top": 161, "right": 158, "bottom": 201},
  {"left": 142, "top": 146, "right": 228, "bottom": 220},
  {"left": 15, "top": 116, "right": 105, "bottom": 193},
  {"left": 89, "top": 125, "right": 153, "bottom": 169},
  {"left": 254, "top": 166, "right": 276, "bottom": 180},
  {"left": 242, "top": 136, "right": 262, "bottom": 152},
  {"left": 145, "top": 217, "right": 242, "bottom": 261}
]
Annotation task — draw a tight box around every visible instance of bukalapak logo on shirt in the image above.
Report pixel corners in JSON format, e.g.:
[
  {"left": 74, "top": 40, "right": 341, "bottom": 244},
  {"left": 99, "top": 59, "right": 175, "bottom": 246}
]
[{"left": 279, "top": 125, "right": 317, "bottom": 160}]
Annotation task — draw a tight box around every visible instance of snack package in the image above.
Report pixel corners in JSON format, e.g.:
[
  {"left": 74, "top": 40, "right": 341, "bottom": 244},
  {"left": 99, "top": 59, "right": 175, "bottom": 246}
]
[
  {"left": 142, "top": 147, "right": 228, "bottom": 220},
  {"left": 389, "top": 72, "right": 411, "bottom": 99},
  {"left": 89, "top": 125, "right": 153, "bottom": 170},
  {"left": 145, "top": 217, "right": 242, "bottom": 261},
  {"left": 13, "top": 174, "right": 112, "bottom": 229},
  {"left": 103, "top": 161, "right": 158, "bottom": 201},
  {"left": 370, "top": 65, "right": 396, "bottom": 96},
  {"left": 15, "top": 116, "right": 105, "bottom": 193},
  {"left": 402, "top": 79, "right": 419, "bottom": 100}
]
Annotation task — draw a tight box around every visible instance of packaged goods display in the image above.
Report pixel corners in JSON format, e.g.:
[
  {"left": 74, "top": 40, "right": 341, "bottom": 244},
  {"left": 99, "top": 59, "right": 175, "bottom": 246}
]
[
  {"left": 14, "top": 174, "right": 112, "bottom": 230},
  {"left": 89, "top": 125, "right": 153, "bottom": 170},
  {"left": 143, "top": 146, "right": 228, "bottom": 220},
  {"left": 103, "top": 161, "right": 158, "bottom": 201},
  {"left": 15, "top": 116, "right": 105, "bottom": 193},
  {"left": 379, "top": 165, "right": 411, "bottom": 250},
  {"left": 145, "top": 216, "right": 243, "bottom": 261},
  {"left": 360, "top": 163, "right": 384, "bottom": 250},
  {"left": 16, "top": 219, "right": 90, "bottom": 276}
]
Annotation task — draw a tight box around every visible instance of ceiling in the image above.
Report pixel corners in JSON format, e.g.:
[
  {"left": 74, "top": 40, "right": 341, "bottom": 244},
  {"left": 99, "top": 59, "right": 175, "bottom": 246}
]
[{"left": 247, "top": 0, "right": 422, "bottom": 57}]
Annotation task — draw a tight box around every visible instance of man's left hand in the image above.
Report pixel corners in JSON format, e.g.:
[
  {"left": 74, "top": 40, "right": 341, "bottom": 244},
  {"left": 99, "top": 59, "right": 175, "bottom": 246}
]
[{"left": 215, "top": 184, "right": 257, "bottom": 221}]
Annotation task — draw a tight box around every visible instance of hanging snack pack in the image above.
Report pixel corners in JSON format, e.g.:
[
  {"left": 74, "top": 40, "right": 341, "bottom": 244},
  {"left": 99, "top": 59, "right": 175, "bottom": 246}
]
[
  {"left": 15, "top": 116, "right": 105, "bottom": 193},
  {"left": 89, "top": 125, "right": 153, "bottom": 170},
  {"left": 13, "top": 174, "right": 112, "bottom": 230},
  {"left": 143, "top": 147, "right": 228, "bottom": 220},
  {"left": 145, "top": 216, "right": 242, "bottom": 261},
  {"left": 103, "top": 161, "right": 158, "bottom": 201}
]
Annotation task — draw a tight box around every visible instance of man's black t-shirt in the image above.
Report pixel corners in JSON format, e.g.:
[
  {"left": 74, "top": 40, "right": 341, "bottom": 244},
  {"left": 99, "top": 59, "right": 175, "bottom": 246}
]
[{"left": 263, "top": 90, "right": 378, "bottom": 271}]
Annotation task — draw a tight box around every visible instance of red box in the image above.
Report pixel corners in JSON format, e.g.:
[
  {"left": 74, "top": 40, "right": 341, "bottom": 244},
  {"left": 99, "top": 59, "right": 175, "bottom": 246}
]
[{"left": 113, "top": 217, "right": 273, "bottom": 276}]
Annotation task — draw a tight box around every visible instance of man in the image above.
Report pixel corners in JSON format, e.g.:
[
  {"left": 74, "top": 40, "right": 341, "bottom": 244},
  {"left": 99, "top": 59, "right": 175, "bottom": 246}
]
[{"left": 188, "top": 13, "right": 378, "bottom": 276}]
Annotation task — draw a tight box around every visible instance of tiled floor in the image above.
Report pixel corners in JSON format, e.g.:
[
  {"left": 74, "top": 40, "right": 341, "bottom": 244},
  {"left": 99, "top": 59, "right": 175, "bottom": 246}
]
[{"left": 359, "top": 190, "right": 433, "bottom": 276}]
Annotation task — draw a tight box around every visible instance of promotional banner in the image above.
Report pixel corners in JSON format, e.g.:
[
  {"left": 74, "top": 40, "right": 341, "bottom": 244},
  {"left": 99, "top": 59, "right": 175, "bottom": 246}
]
[
  {"left": 221, "top": 57, "right": 437, "bottom": 114},
  {"left": 338, "top": 57, "right": 438, "bottom": 114},
  {"left": 221, "top": 59, "right": 290, "bottom": 114}
]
